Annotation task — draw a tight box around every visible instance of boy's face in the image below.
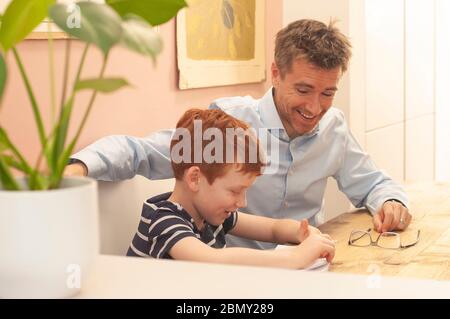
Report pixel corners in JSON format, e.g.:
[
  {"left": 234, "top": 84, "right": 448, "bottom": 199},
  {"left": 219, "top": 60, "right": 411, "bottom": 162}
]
[{"left": 194, "top": 166, "right": 257, "bottom": 226}]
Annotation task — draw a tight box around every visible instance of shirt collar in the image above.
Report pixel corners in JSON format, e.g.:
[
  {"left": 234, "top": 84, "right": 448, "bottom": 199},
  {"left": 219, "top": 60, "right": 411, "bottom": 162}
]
[
  {"left": 259, "top": 87, "right": 284, "bottom": 130},
  {"left": 259, "top": 87, "right": 320, "bottom": 139}
]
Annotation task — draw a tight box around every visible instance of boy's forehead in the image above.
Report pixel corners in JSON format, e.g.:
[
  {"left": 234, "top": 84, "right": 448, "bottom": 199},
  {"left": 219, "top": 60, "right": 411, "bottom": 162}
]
[{"left": 219, "top": 166, "right": 256, "bottom": 185}]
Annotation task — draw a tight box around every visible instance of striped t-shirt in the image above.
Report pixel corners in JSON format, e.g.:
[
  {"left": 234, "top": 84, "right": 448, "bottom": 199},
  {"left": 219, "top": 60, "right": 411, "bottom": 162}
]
[{"left": 127, "top": 192, "right": 238, "bottom": 259}]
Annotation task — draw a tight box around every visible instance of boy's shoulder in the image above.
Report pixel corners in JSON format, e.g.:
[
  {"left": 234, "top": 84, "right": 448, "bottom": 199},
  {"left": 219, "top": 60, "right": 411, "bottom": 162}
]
[{"left": 141, "top": 192, "right": 195, "bottom": 228}]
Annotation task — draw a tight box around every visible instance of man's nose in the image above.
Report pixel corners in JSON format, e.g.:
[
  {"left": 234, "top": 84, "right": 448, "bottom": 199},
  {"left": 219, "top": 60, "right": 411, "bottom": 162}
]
[{"left": 304, "top": 94, "right": 322, "bottom": 115}]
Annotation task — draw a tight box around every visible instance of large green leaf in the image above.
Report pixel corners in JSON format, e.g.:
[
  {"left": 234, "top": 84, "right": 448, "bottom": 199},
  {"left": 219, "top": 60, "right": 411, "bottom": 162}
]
[
  {"left": 49, "top": 1, "right": 123, "bottom": 55},
  {"left": 120, "top": 15, "right": 162, "bottom": 60},
  {"left": 75, "top": 78, "right": 130, "bottom": 93},
  {"left": 106, "top": 0, "right": 187, "bottom": 26},
  {"left": 0, "top": 53, "right": 6, "bottom": 100},
  {"left": 0, "top": 0, "right": 56, "bottom": 51}
]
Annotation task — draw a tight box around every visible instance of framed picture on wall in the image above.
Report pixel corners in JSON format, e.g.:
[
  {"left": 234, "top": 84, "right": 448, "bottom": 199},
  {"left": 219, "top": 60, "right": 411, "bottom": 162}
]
[{"left": 176, "top": 0, "right": 266, "bottom": 89}]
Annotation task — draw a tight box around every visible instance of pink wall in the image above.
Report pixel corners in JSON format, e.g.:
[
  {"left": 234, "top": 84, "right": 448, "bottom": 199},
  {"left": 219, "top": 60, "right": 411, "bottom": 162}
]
[{"left": 0, "top": 1, "right": 281, "bottom": 164}]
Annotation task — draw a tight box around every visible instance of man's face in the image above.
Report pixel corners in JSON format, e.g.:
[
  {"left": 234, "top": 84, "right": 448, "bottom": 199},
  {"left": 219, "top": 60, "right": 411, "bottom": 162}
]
[
  {"left": 195, "top": 166, "right": 256, "bottom": 226},
  {"left": 272, "top": 59, "right": 342, "bottom": 138}
]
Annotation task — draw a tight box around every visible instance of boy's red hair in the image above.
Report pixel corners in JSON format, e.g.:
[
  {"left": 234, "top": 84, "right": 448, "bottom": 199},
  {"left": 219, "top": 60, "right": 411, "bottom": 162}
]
[{"left": 170, "top": 108, "right": 265, "bottom": 184}]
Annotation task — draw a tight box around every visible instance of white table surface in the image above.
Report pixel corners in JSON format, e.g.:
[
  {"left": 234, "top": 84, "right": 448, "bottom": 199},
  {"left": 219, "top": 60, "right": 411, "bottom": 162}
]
[{"left": 78, "top": 255, "right": 450, "bottom": 298}]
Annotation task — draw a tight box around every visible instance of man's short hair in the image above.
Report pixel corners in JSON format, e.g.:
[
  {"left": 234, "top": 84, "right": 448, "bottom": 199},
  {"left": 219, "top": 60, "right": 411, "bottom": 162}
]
[
  {"left": 170, "top": 108, "right": 266, "bottom": 184},
  {"left": 275, "top": 19, "right": 352, "bottom": 76}
]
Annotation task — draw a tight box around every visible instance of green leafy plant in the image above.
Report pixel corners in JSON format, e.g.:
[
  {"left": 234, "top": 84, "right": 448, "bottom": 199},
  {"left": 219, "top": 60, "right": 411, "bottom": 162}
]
[{"left": 0, "top": 0, "right": 187, "bottom": 190}]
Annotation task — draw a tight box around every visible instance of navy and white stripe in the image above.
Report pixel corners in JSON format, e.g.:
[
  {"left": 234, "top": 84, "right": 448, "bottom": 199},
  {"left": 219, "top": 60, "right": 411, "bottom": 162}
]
[{"left": 127, "top": 192, "right": 238, "bottom": 259}]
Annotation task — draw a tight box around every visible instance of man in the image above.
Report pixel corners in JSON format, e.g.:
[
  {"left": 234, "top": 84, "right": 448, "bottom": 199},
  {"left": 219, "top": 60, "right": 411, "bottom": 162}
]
[{"left": 66, "top": 19, "right": 411, "bottom": 250}]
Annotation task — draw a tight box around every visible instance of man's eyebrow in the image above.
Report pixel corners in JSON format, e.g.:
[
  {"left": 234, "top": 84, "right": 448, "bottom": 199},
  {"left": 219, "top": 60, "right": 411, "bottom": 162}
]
[
  {"left": 294, "top": 82, "right": 314, "bottom": 89},
  {"left": 294, "top": 82, "right": 338, "bottom": 91}
]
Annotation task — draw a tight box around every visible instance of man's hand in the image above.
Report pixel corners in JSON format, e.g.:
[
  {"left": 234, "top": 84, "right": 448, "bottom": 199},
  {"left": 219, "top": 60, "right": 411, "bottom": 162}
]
[
  {"left": 63, "top": 162, "right": 88, "bottom": 177},
  {"left": 373, "top": 200, "right": 412, "bottom": 233}
]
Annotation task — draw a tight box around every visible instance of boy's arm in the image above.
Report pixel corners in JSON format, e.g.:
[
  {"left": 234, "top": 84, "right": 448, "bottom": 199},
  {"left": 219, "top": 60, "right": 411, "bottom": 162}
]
[
  {"left": 169, "top": 236, "right": 334, "bottom": 269},
  {"left": 228, "top": 212, "right": 321, "bottom": 244}
]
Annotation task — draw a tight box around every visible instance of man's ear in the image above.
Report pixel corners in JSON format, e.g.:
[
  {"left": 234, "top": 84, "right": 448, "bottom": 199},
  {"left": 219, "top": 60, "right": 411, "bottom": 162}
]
[
  {"left": 271, "top": 62, "right": 280, "bottom": 86},
  {"left": 185, "top": 166, "right": 201, "bottom": 192}
]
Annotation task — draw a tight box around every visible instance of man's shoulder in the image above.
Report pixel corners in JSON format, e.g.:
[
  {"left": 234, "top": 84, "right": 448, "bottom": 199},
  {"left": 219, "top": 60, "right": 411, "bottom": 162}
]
[
  {"left": 210, "top": 95, "right": 259, "bottom": 110},
  {"left": 324, "top": 107, "right": 346, "bottom": 121},
  {"left": 320, "top": 107, "right": 348, "bottom": 133},
  {"left": 209, "top": 95, "right": 263, "bottom": 127}
]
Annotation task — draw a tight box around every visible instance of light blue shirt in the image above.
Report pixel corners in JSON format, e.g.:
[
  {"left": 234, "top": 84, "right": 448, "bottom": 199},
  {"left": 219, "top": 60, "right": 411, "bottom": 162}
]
[{"left": 73, "top": 88, "right": 409, "bottom": 249}]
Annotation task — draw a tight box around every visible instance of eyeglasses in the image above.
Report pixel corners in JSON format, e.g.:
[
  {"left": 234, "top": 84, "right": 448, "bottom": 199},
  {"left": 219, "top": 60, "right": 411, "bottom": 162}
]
[{"left": 348, "top": 228, "right": 421, "bottom": 249}]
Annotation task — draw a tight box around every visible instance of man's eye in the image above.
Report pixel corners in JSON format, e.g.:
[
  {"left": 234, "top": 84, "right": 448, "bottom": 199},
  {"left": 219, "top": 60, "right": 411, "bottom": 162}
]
[
  {"left": 322, "top": 92, "right": 335, "bottom": 97},
  {"left": 297, "top": 89, "right": 309, "bottom": 94}
]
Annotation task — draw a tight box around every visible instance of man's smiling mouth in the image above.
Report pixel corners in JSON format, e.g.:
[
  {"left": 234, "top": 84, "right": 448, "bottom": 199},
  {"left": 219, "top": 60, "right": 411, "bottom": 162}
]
[{"left": 296, "top": 109, "right": 315, "bottom": 120}]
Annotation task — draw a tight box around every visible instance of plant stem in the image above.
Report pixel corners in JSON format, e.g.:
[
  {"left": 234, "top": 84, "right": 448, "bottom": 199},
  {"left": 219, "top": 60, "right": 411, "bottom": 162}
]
[
  {"left": 49, "top": 54, "right": 109, "bottom": 189},
  {"left": 38, "top": 43, "right": 89, "bottom": 180},
  {"left": 59, "top": 38, "right": 71, "bottom": 122},
  {"left": 74, "top": 43, "right": 89, "bottom": 85},
  {"left": 72, "top": 54, "right": 108, "bottom": 145},
  {"left": 0, "top": 126, "right": 32, "bottom": 173},
  {"left": 12, "top": 48, "right": 46, "bottom": 148},
  {"left": 48, "top": 22, "right": 57, "bottom": 126}
]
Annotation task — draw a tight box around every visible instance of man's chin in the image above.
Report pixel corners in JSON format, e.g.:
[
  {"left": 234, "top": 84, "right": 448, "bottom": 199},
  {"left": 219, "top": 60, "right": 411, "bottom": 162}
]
[{"left": 296, "top": 124, "right": 318, "bottom": 136}]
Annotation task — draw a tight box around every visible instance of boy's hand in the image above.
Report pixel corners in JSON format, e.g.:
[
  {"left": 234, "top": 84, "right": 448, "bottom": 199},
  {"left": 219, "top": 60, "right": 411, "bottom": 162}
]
[
  {"left": 293, "top": 233, "right": 336, "bottom": 269},
  {"left": 297, "top": 219, "right": 322, "bottom": 242},
  {"left": 63, "top": 162, "right": 88, "bottom": 177}
]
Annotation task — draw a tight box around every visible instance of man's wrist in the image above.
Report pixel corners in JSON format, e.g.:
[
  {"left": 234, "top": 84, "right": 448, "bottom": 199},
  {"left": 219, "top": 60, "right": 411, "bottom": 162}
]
[
  {"left": 67, "top": 158, "right": 88, "bottom": 176},
  {"left": 384, "top": 198, "right": 407, "bottom": 208}
]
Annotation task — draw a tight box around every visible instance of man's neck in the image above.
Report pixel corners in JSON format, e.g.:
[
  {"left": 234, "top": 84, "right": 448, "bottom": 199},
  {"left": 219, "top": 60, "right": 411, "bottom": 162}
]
[{"left": 168, "top": 182, "right": 205, "bottom": 230}]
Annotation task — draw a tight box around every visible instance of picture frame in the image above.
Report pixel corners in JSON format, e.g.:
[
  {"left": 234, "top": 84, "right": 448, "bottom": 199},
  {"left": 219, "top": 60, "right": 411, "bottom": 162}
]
[{"left": 176, "top": 0, "right": 266, "bottom": 89}]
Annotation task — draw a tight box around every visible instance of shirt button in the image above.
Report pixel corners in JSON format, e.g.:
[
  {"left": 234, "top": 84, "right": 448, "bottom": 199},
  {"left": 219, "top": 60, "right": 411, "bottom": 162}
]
[{"left": 283, "top": 201, "right": 289, "bottom": 208}]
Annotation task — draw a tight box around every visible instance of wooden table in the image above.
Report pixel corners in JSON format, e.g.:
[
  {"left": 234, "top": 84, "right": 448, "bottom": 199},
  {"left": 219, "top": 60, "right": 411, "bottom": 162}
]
[
  {"left": 319, "top": 182, "right": 450, "bottom": 281},
  {"left": 77, "top": 182, "right": 450, "bottom": 298}
]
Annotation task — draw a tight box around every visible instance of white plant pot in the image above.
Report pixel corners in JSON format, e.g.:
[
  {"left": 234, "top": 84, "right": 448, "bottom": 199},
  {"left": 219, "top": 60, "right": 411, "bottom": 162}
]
[{"left": 0, "top": 177, "right": 99, "bottom": 298}]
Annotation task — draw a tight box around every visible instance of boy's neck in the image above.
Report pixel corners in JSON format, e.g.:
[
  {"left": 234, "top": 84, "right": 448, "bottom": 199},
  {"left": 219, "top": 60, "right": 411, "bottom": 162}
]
[{"left": 168, "top": 181, "right": 205, "bottom": 230}]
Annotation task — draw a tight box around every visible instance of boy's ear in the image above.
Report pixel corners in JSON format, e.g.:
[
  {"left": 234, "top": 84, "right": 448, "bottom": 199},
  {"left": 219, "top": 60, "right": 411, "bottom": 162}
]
[{"left": 185, "top": 166, "right": 201, "bottom": 192}]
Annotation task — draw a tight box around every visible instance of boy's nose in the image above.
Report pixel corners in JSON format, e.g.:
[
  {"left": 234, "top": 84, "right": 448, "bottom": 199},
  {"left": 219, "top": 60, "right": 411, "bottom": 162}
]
[{"left": 236, "top": 193, "right": 247, "bottom": 208}]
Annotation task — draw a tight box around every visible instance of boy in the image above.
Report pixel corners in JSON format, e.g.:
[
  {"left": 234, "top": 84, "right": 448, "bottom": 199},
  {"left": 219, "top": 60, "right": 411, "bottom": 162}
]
[{"left": 127, "top": 109, "right": 335, "bottom": 269}]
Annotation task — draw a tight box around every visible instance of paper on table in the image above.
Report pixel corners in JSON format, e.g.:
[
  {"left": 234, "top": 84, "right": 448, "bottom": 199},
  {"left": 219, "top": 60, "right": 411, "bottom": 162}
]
[{"left": 275, "top": 244, "right": 329, "bottom": 271}]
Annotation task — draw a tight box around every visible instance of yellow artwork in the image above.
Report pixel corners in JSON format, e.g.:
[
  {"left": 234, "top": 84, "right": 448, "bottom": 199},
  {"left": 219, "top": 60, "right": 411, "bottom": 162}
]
[
  {"left": 185, "top": 0, "right": 255, "bottom": 61},
  {"left": 177, "top": 0, "right": 265, "bottom": 89}
]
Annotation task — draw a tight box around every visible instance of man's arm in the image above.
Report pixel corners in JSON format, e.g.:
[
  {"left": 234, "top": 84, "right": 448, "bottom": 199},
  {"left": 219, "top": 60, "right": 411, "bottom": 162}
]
[
  {"left": 169, "top": 235, "right": 335, "bottom": 269},
  {"left": 334, "top": 122, "right": 411, "bottom": 231},
  {"left": 67, "top": 130, "right": 174, "bottom": 181}
]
